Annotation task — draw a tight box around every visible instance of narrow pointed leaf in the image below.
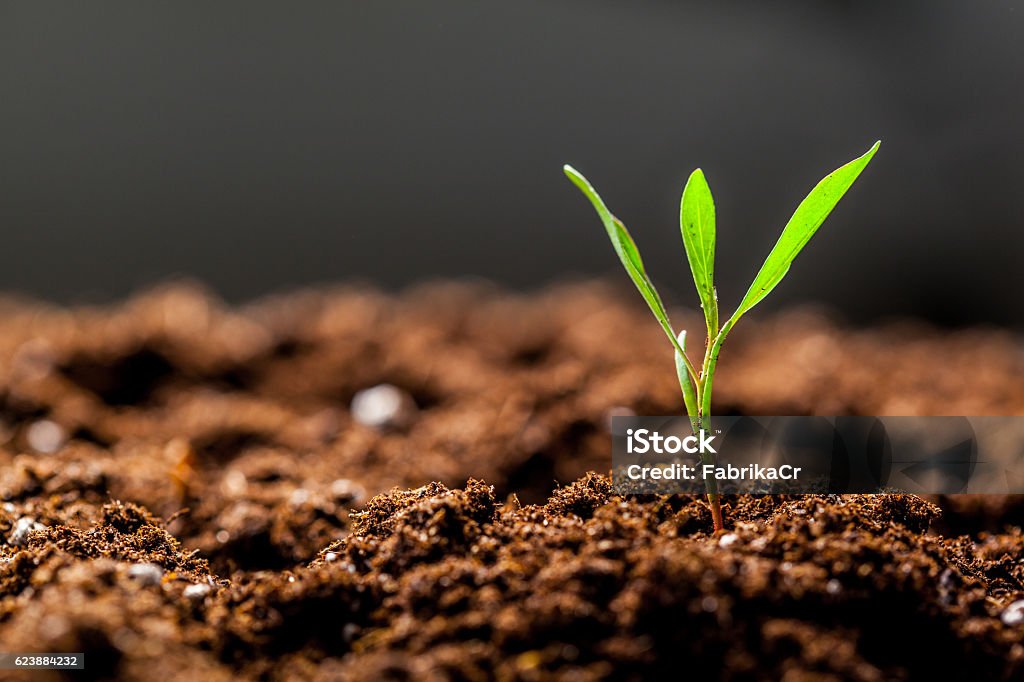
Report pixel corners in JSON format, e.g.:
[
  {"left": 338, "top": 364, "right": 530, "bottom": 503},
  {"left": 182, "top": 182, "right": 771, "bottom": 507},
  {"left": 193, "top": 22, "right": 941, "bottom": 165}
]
[
  {"left": 680, "top": 168, "right": 717, "bottom": 335},
  {"left": 563, "top": 165, "right": 688, "bottom": 362},
  {"left": 674, "top": 330, "right": 700, "bottom": 431},
  {"left": 733, "top": 141, "right": 880, "bottom": 321}
]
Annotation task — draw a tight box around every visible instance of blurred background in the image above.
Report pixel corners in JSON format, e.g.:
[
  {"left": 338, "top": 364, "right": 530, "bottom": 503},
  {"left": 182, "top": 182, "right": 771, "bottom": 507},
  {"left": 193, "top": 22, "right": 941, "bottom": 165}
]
[{"left": 1, "top": 1, "right": 1022, "bottom": 326}]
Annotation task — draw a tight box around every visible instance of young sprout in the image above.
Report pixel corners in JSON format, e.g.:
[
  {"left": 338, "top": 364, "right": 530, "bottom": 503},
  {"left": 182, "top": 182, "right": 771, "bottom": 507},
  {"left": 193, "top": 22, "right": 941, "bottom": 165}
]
[{"left": 565, "top": 141, "right": 880, "bottom": 531}]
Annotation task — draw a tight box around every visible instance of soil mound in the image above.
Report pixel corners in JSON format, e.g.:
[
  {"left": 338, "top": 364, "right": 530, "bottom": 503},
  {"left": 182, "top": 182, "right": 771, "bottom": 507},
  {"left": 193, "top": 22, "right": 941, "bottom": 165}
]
[{"left": 0, "top": 282, "right": 1022, "bottom": 680}]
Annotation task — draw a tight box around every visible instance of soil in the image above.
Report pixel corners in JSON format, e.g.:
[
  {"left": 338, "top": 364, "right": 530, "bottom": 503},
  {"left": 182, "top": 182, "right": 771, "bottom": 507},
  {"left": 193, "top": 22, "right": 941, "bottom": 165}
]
[{"left": 0, "top": 281, "right": 1022, "bottom": 681}]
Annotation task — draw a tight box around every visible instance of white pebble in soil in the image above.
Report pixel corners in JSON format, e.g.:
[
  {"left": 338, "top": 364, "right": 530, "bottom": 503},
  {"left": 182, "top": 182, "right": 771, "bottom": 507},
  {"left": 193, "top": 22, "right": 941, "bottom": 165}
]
[
  {"left": 26, "top": 420, "right": 67, "bottom": 454},
  {"left": 10, "top": 517, "right": 47, "bottom": 546},
  {"left": 330, "top": 478, "right": 367, "bottom": 504},
  {"left": 1002, "top": 599, "right": 1024, "bottom": 626},
  {"left": 221, "top": 469, "right": 248, "bottom": 497},
  {"left": 350, "top": 384, "right": 415, "bottom": 428},
  {"left": 183, "top": 583, "right": 211, "bottom": 600},
  {"left": 718, "top": 532, "right": 739, "bottom": 548},
  {"left": 127, "top": 563, "right": 164, "bottom": 587},
  {"left": 342, "top": 623, "right": 360, "bottom": 643}
]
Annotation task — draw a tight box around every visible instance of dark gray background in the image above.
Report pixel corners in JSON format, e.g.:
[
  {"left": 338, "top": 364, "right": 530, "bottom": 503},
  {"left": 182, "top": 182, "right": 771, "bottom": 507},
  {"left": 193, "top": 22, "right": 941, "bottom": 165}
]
[{"left": 1, "top": 1, "right": 1022, "bottom": 326}]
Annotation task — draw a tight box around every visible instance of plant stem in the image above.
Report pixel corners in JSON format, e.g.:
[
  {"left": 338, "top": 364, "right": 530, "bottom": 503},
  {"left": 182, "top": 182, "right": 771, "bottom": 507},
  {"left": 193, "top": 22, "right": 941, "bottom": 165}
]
[
  {"left": 679, "top": 314, "right": 734, "bottom": 532},
  {"left": 708, "top": 493, "right": 724, "bottom": 532},
  {"left": 695, "top": 319, "right": 735, "bottom": 533},
  {"left": 695, "top": 411, "right": 724, "bottom": 532}
]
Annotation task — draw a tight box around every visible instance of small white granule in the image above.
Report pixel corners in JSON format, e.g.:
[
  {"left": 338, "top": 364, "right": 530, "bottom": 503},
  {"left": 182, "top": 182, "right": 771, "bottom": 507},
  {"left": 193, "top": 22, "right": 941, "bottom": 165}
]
[
  {"left": 183, "top": 583, "right": 211, "bottom": 600},
  {"left": 350, "top": 384, "right": 414, "bottom": 428},
  {"left": 26, "top": 420, "right": 67, "bottom": 454},
  {"left": 10, "top": 517, "right": 47, "bottom": 545},
  {"left": 1002, "top": 600, "right": 1024, "bottom": 626},
  {"left": 330, "top": 478, "right": 367, "bottom": 503},
  {"left": 718, "top": 533, "right": 739, "bottom": 548},
  {"left": 127, "top": 563, "right": 164, "bottom": 587},
  {"left": 221, "top": 469, "right": 248, "bottom": 497}
]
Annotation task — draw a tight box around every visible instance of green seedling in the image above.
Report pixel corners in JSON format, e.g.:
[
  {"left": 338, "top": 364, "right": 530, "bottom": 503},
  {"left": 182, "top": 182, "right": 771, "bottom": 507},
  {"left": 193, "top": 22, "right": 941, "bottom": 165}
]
[{"left": 565, "top": 141, "right": 880, "bottom": 531}]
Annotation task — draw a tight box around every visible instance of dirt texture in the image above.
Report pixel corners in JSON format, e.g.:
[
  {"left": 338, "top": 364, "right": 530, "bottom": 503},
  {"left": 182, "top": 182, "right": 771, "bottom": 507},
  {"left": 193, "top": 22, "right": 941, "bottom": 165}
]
[{"left": 0, "top": 281, "right": 1022, "bottom": 681}]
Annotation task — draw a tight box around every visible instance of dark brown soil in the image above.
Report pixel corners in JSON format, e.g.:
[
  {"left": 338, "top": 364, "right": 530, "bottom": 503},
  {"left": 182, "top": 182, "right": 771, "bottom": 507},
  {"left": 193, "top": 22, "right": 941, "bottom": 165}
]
[{"left": 1, "top": 281, "right": 1022, "bottom": 680}]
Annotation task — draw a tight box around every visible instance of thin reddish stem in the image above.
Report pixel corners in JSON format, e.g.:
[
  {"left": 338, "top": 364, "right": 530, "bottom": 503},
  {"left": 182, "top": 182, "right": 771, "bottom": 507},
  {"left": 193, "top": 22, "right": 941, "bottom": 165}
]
[{"left": 708, "top": 493, "right": 724, "bottom": 531}]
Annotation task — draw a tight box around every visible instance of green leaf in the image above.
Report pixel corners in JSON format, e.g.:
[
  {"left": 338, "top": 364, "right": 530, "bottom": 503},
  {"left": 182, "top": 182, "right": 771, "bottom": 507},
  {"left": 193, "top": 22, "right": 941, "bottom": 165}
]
[
  {"left": 674, "top": 330, "right": 700, "bottom": 431},
  {"left": 680, "top": 168, "right": 718, "bottom": 335},
  {"left": 563, "top": 165, "right": 689, "bottom": 365},
  {"left": 733, "top": 141, "right": 880, "bottom": 321}
]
